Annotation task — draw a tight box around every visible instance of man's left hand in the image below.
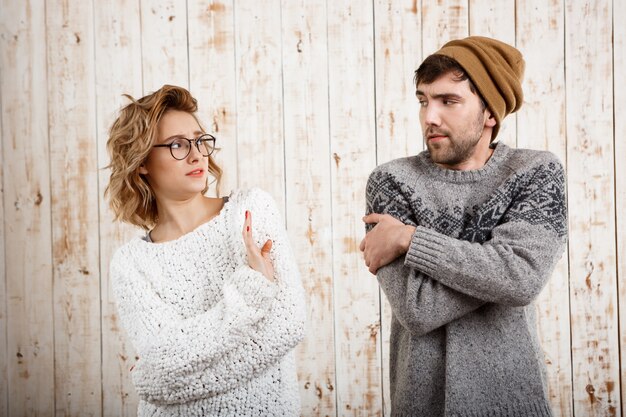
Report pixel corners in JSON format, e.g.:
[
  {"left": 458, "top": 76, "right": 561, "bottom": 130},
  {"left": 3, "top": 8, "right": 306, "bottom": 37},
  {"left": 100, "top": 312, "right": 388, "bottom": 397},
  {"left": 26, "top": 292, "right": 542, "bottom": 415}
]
[{"left": 359, "top": 213, "right": 416, "bottom": 274}]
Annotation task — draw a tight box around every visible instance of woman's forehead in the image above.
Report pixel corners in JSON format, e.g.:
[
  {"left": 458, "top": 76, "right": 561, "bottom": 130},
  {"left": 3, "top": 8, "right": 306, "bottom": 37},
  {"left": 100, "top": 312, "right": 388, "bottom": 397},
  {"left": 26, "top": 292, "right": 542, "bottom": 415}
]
[{"left": 157, "top": 110, "right": 202, "bottom": 138}]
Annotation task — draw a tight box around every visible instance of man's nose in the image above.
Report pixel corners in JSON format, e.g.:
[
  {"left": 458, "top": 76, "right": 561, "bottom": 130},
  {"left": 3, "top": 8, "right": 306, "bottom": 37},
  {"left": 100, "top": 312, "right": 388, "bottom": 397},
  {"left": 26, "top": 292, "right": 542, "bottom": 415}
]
[{"left": 422, "top": 104, "right": 441, "bottom": 126}]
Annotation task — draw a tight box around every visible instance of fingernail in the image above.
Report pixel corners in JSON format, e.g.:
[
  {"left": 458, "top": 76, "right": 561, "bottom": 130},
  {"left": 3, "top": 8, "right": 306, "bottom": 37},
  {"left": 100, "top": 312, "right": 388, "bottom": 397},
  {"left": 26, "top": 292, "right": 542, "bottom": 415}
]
[
  {"left": 245, "top": 210, "right": 249, "bottom": 218},
  {"left": 247, "top": 226, "right": 250, "bottom": 232}
]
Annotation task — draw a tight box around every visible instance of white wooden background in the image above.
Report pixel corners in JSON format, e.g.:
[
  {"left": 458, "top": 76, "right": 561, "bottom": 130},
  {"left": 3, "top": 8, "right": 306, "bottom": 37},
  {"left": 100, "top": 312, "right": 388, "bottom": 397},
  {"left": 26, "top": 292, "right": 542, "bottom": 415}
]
[{"left": 0, "top": 1, "right": 624, "bottom": 416}]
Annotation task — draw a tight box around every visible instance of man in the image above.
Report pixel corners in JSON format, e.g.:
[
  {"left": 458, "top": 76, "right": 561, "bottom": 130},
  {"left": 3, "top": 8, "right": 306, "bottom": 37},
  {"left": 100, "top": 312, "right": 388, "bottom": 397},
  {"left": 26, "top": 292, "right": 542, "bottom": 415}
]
[{"left": 359, "top": 36, "right": 566, "bottom": 416}]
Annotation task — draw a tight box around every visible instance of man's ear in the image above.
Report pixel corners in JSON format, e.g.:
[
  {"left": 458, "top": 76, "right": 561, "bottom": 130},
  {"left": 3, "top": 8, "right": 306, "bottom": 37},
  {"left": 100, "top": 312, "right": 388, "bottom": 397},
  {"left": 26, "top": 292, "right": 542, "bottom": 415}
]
[{"left": 485, "top": 111, "right": 497, "bottom": 128}]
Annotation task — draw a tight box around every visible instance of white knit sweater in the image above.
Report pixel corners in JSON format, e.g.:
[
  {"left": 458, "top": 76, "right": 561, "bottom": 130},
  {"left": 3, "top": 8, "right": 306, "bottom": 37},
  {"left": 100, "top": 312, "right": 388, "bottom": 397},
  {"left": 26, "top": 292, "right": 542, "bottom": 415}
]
[{"left": 110, "top": 188, "right": 306, "bottom": 416}]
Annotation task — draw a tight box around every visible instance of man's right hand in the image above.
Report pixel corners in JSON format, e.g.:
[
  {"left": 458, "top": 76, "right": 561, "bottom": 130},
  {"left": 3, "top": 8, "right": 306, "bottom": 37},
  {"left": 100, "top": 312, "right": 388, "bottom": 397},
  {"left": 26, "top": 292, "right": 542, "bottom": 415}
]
[{"left": 359, "top": 213, "right": 416, "bottom": 274}]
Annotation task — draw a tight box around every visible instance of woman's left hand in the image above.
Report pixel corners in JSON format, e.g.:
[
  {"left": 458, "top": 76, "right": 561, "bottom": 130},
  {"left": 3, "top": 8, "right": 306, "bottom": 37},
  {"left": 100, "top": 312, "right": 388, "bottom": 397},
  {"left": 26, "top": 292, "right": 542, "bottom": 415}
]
[{"left": 243, "top": 210, "right": 275, "bottom": 282}]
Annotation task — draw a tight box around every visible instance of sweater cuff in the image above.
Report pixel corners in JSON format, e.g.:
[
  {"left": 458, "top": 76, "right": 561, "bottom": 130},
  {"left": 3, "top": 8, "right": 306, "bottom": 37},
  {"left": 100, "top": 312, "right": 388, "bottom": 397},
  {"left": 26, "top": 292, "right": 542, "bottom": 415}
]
[
  {"left": 229, "top": 265, "right": 279, "bottom": 307},
  {"left": 404, "top": 226, "right": 447, "bottom": 276}
]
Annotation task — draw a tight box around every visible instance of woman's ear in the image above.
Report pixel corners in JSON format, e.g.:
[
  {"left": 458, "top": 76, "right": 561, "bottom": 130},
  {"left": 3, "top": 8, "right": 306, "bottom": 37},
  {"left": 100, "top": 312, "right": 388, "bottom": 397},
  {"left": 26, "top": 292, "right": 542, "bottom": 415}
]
[{"left": 138, "top": 164, "right": 148, "bottom": 175}]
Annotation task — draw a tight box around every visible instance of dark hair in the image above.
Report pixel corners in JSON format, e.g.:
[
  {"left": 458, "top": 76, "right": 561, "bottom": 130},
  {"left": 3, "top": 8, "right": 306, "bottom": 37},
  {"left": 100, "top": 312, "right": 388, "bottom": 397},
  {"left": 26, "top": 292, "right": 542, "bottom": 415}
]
[{"left": 414, "top": 54, "right": 486, "bottom": 109}]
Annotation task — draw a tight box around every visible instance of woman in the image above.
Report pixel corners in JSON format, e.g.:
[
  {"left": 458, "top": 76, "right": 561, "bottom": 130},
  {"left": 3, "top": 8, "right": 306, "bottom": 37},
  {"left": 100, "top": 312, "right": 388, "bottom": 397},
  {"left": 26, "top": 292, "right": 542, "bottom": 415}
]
[{"left": 106, "top": 85, "right": 306, "bottom": 416}]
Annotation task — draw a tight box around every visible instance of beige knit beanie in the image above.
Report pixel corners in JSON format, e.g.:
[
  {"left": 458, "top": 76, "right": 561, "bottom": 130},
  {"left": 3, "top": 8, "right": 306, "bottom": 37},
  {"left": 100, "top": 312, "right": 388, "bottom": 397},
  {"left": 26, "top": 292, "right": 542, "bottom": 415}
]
[{"left": 435, "top": 36, "right": 525, "bottom": 140}]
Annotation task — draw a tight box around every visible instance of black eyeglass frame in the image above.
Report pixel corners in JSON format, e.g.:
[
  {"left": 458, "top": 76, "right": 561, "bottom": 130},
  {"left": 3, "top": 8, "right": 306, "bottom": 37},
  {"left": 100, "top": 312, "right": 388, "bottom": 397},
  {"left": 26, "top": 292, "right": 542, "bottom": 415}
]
[{"left": 153, "top": 133, "right": 217, "bottom": 160}]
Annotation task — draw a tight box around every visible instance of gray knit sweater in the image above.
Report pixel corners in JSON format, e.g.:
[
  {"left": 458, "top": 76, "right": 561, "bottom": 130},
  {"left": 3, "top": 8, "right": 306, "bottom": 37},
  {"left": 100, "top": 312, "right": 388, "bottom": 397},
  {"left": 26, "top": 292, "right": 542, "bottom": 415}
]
[{"left": 365, "top": 143, "right": 567, "bottom": 417}]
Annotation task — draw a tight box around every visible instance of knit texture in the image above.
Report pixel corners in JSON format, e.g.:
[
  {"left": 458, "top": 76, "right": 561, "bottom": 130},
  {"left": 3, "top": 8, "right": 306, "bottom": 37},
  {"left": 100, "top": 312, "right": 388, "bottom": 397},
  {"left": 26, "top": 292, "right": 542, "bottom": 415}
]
[
  {"left": 365, "top": 143, "right": 567, "bottom": 417},
  {"left": 110, "top": 188, "right": 306, "bottom": 417},
  {"left": 434, "top": 36, "right": 525, "bottom": 140}
]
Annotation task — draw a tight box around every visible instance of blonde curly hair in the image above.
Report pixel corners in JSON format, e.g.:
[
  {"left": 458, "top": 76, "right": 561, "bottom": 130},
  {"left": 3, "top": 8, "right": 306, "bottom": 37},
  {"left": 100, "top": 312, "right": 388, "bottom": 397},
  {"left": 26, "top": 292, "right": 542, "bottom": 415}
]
[{"left": 105, "top": 85, "right": 222, "bottom": 230}]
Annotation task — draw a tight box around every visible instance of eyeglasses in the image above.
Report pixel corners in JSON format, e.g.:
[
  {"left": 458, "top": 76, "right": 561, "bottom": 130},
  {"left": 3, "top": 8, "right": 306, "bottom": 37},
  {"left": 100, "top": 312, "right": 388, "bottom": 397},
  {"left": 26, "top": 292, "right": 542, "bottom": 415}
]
[{"left": 153, "top": 134, "right": 217, "bottom": 160}]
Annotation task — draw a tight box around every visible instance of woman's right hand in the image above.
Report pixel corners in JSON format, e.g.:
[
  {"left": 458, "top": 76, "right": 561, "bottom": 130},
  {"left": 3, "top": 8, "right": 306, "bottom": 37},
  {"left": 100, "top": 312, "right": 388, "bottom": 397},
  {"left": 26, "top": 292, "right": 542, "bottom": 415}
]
[{"left": 242, "top": 210, "right": 275, "bottom": 282}]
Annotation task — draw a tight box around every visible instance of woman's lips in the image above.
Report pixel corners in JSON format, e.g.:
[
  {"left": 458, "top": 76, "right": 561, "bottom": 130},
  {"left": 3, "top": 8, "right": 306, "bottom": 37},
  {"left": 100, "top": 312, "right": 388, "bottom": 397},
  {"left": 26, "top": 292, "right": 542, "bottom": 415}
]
[{"left": 186, "top": 168, "right": 204, "bottom": 177}]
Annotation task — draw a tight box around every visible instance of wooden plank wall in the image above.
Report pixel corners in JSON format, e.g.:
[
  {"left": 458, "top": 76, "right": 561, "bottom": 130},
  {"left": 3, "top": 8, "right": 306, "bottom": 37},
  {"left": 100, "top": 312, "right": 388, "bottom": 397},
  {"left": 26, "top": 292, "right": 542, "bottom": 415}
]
[{"left": 0, "top": 1, "right": 624, "bottom": 416}]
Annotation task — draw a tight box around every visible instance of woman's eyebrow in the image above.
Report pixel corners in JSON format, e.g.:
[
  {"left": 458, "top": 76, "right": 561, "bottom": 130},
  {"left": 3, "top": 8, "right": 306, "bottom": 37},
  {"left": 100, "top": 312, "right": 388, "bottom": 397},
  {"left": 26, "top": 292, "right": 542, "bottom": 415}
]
[
  {"left": 163, "top": 131, "right": 204, "bottom": 142},
  {"left": 162, "top": 134, "right": 186, "bottom": 142}
]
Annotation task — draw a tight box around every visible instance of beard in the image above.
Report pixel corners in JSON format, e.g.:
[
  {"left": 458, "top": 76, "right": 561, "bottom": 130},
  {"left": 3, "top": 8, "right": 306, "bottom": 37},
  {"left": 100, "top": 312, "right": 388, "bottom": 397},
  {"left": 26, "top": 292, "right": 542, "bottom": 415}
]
[{"left": 424, "top": 109, "right": 486, "bottom": 166}]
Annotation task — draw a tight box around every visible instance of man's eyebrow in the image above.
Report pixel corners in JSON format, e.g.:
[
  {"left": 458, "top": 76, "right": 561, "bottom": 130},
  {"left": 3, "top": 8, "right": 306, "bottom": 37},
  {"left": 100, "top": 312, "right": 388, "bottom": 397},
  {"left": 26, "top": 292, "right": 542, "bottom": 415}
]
[{"left": 415, "top": 91, "right": 463, "bottom": 100}]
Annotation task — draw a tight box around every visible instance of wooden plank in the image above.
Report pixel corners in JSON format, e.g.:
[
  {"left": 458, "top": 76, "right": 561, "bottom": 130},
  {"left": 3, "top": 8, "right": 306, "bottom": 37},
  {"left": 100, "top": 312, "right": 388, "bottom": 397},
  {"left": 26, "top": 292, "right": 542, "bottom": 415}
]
[
  {"left": 565, "top": 1, "right": 621, "bottom": 416},
  {"left": 0, "top": 90, "right": 6, "bottom": 417},
  {"left": 515, "top": 1, "right": 572, "bottom": 415},
  {"left": 468, "top": 0, "right": 517, "bottom": 147},
  {"left": 469, "top": 0, "right": 515, "bottom": 41},
  {"left": 615, "top": 0, "right": 626, "bottom": 416},
  {"left": 233, "top": 0, "right": 285, "bottom": 205},
  {"left": 140, "top": 0, "right": 189, "bottom": 93},
  {"left": 46, "top": 1, "right": 102, "bottom": 415},
  {"left": 93, "top": 0, "right": 143, "bottom": 415},
  {"left": 422, "top": 0, "right": 468, "bottom": 54},
  {"left": 281, "top": 0, "right": 336, "bottom": 415},
  {"left": 0, "top": 4, "right": 6, "bottom": 408},
  {"left": 0, "top": 5, "right": 7, "bottom": 414},
  {"left": 374, "top": 0, "right": 423, "bottom": 163},
  {"left": 373, "top": 1, "right": 422, "bottom": 414},
  {"left": 188, "top": 0, "right": 238, "bottom": 197},
  {"left": 327, "top": 2, "right": 382, "bottom": 415},
  {"left": 0, "top": 0, "right": 55, "bottom": 414}
]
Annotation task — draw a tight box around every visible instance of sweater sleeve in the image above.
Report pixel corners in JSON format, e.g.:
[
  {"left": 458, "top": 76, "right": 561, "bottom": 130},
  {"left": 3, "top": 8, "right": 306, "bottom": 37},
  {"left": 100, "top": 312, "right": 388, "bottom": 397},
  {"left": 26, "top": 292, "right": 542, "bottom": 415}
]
[
  {"left": 111, "top": 254, "right": 279, "bottom": 404},
  {"left": 404, "top": 160, "right": 568, "bottom": 307},
  {"left": 376, "top": 260, "right": 485, "bottom": 336},
  {"left": 366, "top": 168, "right": 487, "bottom": 336}
]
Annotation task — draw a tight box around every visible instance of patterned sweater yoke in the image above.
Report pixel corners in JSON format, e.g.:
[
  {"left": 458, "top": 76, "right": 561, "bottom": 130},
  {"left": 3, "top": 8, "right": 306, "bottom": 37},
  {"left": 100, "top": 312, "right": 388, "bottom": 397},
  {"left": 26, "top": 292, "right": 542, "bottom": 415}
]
[
  {"left": 365, "top": 143, "right": 567, "bottom": 417},
  {"left": 110, "top": 188, "right": 306, "bottom": 417}
]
